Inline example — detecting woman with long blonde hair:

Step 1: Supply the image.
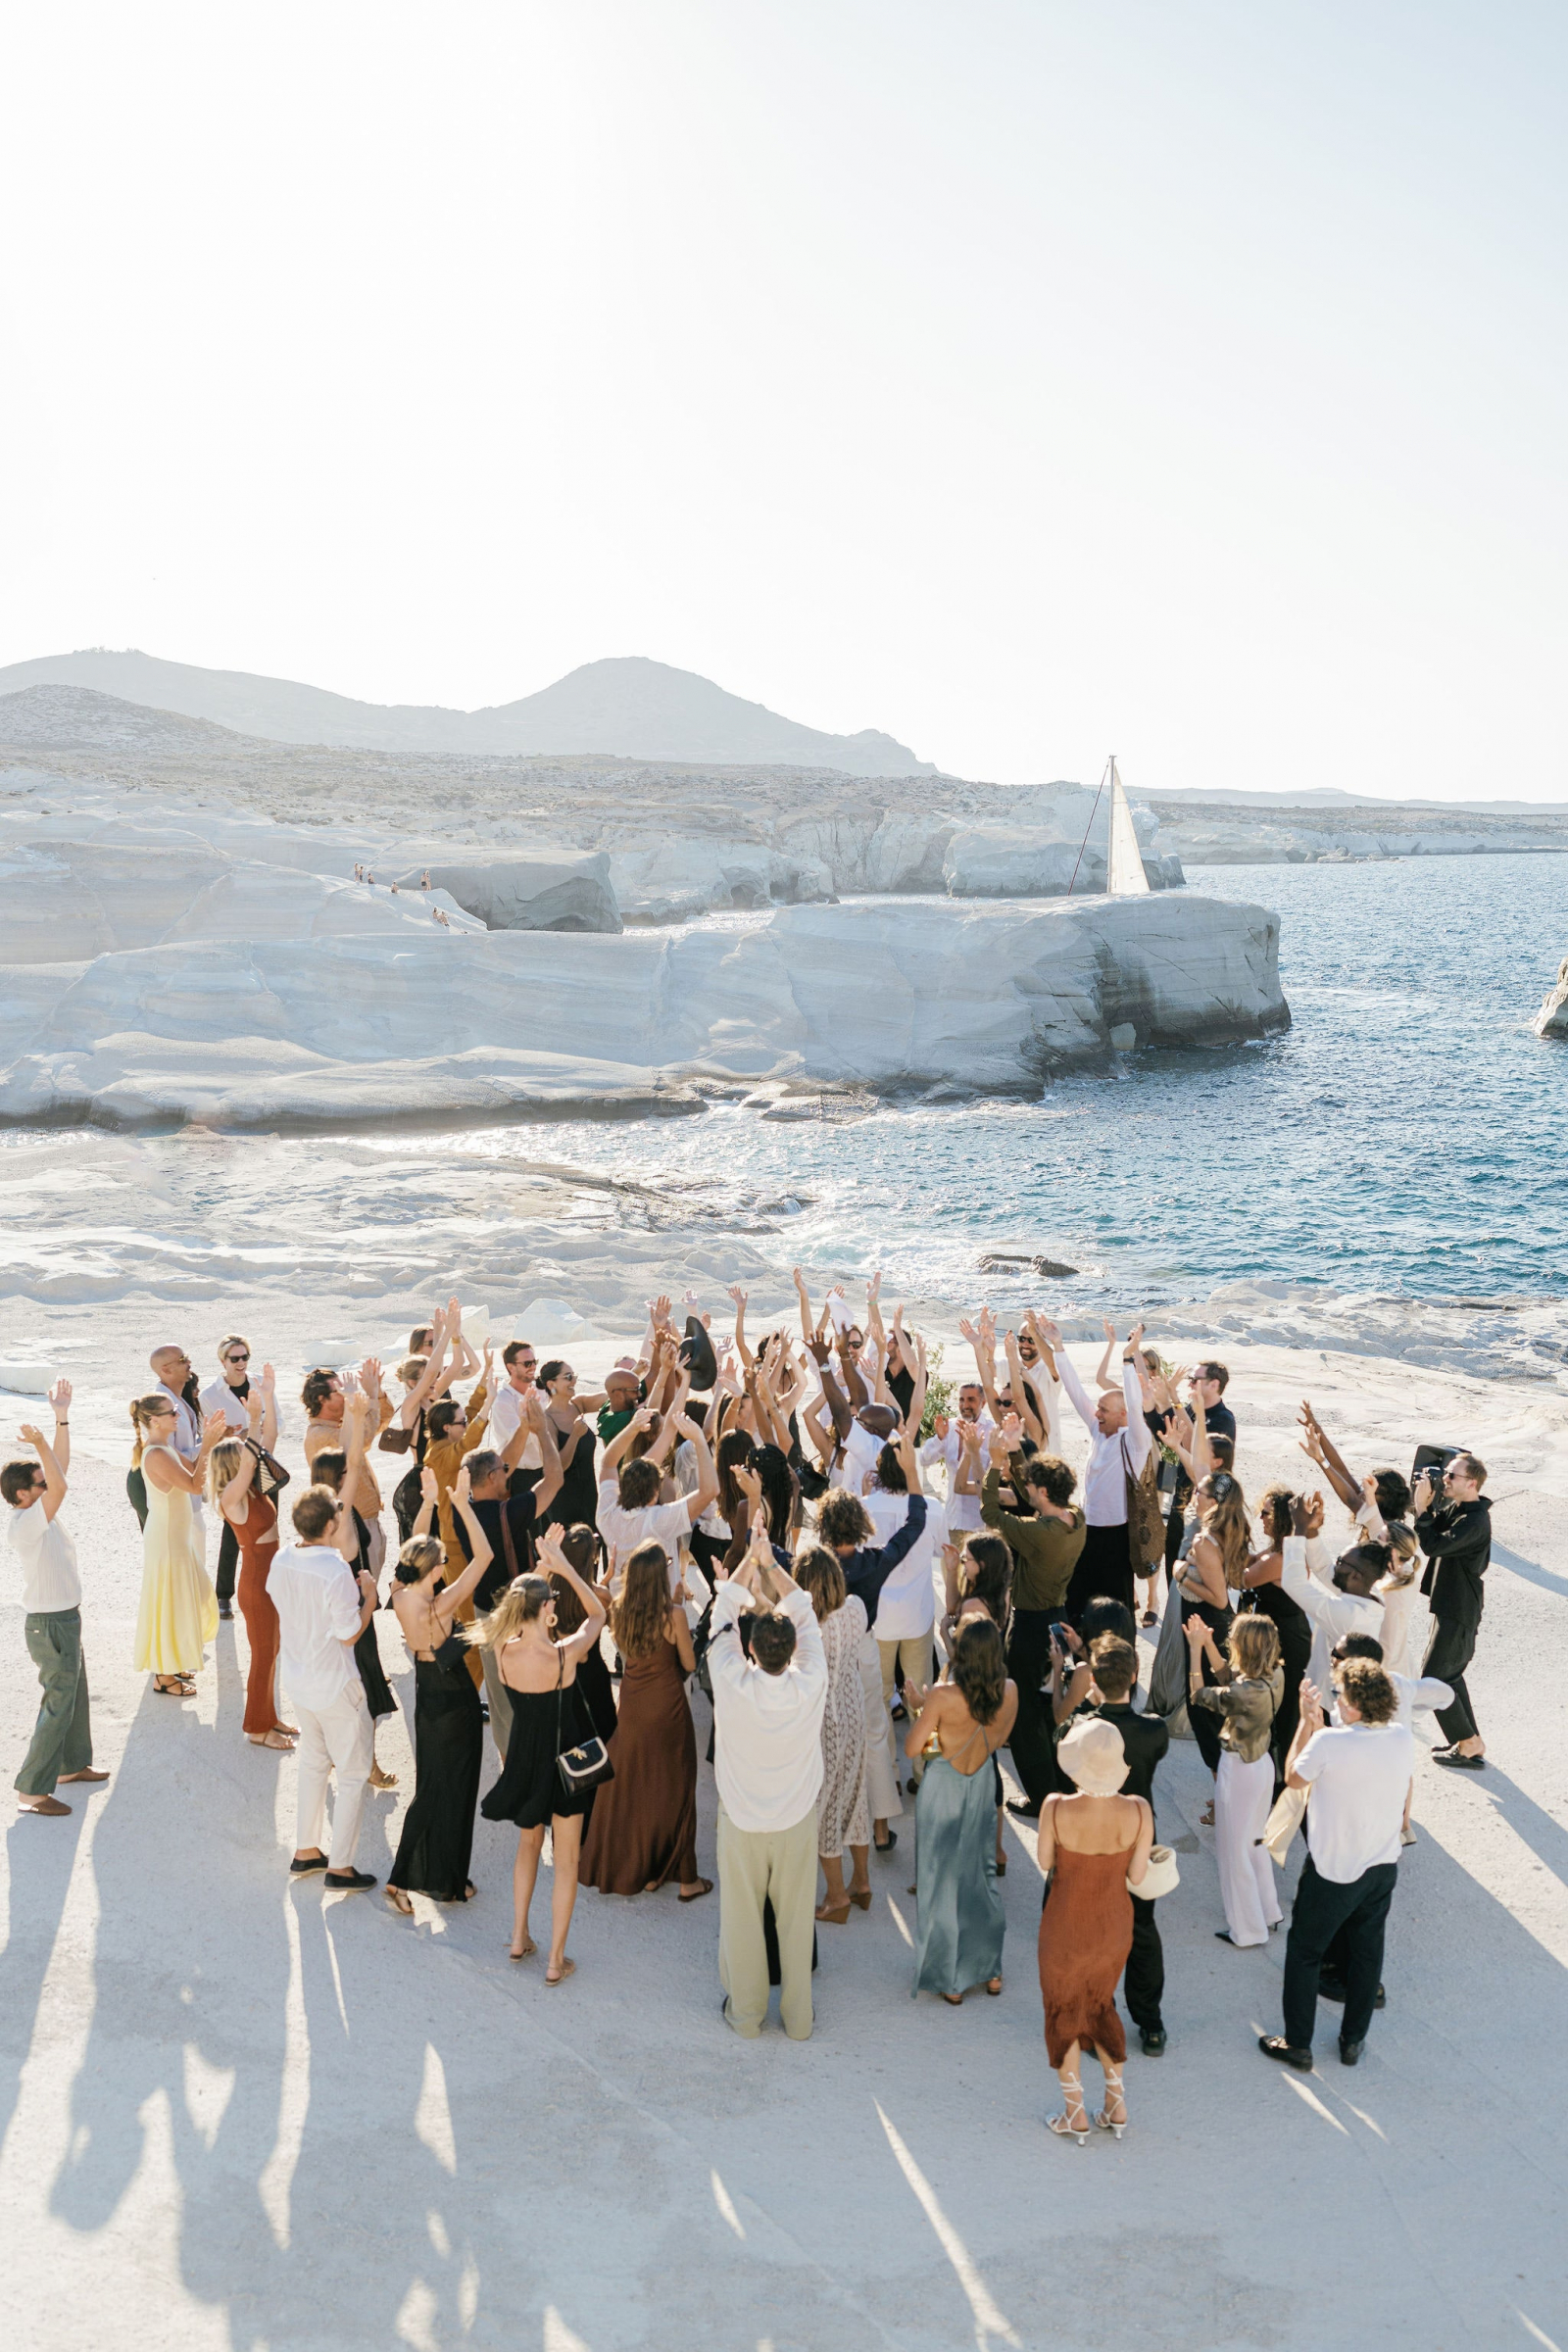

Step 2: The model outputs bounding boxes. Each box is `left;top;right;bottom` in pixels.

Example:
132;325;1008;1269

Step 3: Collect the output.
475;1531;608;1980
208;1418;293;1748
578;1539;709;1903
131;1393;224;1695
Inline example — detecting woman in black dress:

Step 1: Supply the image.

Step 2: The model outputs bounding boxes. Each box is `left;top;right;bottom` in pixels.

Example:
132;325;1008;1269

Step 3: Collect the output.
1236;1487;1313;1788
474;1529;608;1982
536;1362;599;1534
551;1524;617;1744
383;1464;492;1913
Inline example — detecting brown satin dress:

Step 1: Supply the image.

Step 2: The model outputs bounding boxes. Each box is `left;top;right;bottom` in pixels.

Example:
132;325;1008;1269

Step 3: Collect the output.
1038;1838;1137;2067
578;1635;699;1895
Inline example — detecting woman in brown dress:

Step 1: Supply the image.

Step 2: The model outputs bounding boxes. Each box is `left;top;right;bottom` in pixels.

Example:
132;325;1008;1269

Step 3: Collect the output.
578;1539;710;1901
1037;1717;1153;2143
209;1429;291;1748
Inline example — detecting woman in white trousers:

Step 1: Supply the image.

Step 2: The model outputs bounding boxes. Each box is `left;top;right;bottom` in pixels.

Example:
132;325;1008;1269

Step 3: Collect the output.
1187;1614;1284;1948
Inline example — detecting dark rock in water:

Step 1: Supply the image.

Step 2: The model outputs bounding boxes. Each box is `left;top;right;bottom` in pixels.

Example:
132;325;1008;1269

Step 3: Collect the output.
977;1251;1079;1278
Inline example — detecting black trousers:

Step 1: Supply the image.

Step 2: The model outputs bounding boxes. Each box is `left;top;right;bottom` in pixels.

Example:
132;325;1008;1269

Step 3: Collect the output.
1422;1609;1482;1744
215;1517;238;1606
1283;1855;1397;2049
1004;1610;1059;1807
1067;1522;1134;1626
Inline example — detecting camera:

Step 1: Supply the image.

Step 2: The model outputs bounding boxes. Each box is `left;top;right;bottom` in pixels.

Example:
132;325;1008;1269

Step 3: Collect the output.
1411;1444;1458;1494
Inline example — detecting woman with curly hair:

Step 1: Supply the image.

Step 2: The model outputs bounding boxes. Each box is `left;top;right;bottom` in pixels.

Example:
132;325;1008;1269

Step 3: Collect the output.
578;1539;710;1902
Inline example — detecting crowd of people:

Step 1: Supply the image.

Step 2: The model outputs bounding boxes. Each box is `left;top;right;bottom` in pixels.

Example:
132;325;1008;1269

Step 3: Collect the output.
4;1278;1495;2132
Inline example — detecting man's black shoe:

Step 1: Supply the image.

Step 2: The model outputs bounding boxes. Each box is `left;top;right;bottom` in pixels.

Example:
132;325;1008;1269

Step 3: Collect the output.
1340;2038;1364;2066
323;1868;377;1892
289;1852;328;1876
1006;1798;1041;1821
219;1600;233;1619
1140;2027;1167;2056
1258;2035;1313;2072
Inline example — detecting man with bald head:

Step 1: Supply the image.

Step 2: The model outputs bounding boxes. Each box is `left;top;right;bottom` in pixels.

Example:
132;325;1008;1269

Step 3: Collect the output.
149;1345;207;1548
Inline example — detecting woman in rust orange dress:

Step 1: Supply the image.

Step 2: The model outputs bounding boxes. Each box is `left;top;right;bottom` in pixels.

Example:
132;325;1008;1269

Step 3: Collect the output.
209;1429;291;1748
1037;1717;1153;2142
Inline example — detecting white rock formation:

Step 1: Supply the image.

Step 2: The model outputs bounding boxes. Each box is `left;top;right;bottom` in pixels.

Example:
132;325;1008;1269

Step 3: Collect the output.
1534;956;1568;1040
0;893;1286;1127
388;852;619;933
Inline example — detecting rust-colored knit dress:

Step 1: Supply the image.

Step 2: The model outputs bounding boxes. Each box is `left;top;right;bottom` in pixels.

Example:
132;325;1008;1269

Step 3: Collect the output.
1038;1839;1137;2067
233;1491;280;1736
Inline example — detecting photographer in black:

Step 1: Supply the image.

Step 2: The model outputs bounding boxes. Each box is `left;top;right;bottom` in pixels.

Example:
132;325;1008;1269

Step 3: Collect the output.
1414;1451;1491;1768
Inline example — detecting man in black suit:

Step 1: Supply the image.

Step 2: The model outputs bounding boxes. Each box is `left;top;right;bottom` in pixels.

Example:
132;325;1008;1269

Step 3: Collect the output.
1085;1633;1171;2054
1415;1451;1492;1765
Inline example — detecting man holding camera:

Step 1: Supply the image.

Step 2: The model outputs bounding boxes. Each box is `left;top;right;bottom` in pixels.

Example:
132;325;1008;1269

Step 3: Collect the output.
1414;1451;1491;1768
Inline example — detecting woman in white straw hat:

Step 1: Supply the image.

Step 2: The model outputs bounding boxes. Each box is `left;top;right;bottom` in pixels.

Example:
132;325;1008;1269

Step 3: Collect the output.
1037;1716;1153;2143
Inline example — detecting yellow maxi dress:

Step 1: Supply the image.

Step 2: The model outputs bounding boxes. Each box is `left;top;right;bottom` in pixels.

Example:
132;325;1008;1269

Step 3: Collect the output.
133;1444;219;1674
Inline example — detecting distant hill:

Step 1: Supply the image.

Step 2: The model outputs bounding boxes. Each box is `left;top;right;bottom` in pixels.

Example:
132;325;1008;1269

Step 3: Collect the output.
0;650;934;776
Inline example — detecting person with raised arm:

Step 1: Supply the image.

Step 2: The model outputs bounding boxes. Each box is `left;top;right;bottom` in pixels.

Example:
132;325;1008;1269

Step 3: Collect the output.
980;1424;1085;1816
578;1540;710;1904
130;1391;225;1695
598;1404;717;1591
384;1462;493;1912
201;1335;275;1618
267;1478;382;1891
474;1530;608;1980
208;1385;292;1749
5;1382;108;1816
906;1617;1018;2005
310;1382;400;1787
710;1520;829;2039
1038;1317;1153;1624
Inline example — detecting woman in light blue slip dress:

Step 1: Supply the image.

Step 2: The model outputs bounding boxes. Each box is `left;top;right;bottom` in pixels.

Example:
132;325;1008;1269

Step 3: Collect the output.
906;1619;1019;2004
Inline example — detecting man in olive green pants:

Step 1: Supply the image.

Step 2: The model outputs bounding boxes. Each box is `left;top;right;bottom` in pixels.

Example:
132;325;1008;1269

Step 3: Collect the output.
709;1539;827;2040
5;1389;108;1816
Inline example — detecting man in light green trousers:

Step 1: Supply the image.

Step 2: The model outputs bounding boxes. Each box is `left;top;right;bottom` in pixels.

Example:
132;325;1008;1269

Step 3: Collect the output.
5;1385;109;1816
709;1529;827;2040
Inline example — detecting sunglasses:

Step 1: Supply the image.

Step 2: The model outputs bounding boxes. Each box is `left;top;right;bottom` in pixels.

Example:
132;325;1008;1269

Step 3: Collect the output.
226;1350;251;1363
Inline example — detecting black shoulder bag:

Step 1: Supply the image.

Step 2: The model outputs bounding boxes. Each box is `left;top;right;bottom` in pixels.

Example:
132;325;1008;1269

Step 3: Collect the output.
556;1648;613;1798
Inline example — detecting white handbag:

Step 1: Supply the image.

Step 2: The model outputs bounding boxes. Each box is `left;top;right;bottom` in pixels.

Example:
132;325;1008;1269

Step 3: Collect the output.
1129;1844;1180;1899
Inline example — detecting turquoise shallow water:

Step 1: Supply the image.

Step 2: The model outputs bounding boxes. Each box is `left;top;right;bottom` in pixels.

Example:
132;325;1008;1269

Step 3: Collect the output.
501;854;1568;1318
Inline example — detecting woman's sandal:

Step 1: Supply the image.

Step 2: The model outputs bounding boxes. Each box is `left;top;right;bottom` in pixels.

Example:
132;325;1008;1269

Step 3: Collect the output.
678;1879;713;1903
273;1722;299;1738
985;1976;1003;1996
848;1886;872;1911
1096;2067;1128;2139
874;1830;898;1853
1049;2073;1090;2144
995;1854;1007;1877
154;1678;191;1696
943;1990;964;2006
815;1898;853;1925
509;1937;537;1962
248;1729;295;1750
385;1887;415;1916
544;1958;575;1986
1141;1610;1157;1628
1200;1802;1215;1828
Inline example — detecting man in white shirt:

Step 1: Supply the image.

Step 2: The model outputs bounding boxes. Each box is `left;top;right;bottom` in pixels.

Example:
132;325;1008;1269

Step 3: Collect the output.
1280;1494;1386;1694
597;1411;718;1593
267;1484;380;1889
1040;1318;1152;1621
4;1382;109;1816
489;1340;541;1490
709;1531;828;2040
864;1476;946;1787
1259;1656;1414;2071
918;1384;992;1534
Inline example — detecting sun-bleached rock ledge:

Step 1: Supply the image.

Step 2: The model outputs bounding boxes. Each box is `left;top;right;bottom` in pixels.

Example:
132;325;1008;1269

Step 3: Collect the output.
0;893;1286;1128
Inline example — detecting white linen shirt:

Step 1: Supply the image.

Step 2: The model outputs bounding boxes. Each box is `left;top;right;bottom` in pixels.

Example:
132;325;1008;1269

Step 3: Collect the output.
597;1481;694;1592
266;1542;363;1714
199;1377;252;1432
157;1381;203;1460
863;1490;945;1641
1056;1353;1152;1527
919;1419;992;1534
1294;1720;1415;1882
1282;1536;1386;1695
8;1496;81;1612
489;1382;543;1470
709;1584;827;1834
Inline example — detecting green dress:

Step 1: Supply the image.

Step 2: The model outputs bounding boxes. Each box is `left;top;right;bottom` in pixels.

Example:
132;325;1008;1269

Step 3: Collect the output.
911;1724;1004;1999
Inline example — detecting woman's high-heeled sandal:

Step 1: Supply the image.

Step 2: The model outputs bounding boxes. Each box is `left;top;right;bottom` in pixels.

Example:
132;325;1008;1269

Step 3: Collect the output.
1049;2075;1089;2144
1096;2067;1128;2139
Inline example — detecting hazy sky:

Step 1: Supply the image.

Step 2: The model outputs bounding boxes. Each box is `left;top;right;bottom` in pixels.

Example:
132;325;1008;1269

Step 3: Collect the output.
3;2;1564;796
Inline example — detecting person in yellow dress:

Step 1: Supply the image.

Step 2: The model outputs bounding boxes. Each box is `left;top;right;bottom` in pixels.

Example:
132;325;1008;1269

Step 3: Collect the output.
129;1394;224;1694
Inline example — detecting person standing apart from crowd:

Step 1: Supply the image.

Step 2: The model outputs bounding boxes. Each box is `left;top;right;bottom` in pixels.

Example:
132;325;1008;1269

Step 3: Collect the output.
1040;1319;1152;1624
1187;1613;1283;1948
209;1405;293;1748
131;1393;223;1695
906;1617;1018;2004
709;1524;828;2040
5;1384;108;1816
1414;1452;1491;1768
474;1534;609;1980
1037;1718;1154;2142
1260;1656;1413;2069
267;1484;381;1892
200;1337;275;1619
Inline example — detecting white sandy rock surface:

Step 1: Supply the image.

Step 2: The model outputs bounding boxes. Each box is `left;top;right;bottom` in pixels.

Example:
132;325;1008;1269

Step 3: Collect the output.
1;1294;1565;2351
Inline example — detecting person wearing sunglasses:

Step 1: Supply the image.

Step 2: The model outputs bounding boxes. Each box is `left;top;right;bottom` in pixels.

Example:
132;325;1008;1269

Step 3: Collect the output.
201;1337;277;1618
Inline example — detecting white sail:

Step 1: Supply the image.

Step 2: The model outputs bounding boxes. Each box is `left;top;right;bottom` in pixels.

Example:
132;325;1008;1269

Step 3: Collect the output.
1105;759;1151;896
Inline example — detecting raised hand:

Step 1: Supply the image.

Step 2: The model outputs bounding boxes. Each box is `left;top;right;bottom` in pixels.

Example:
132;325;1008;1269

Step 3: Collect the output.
261;1360;276;1392
727;1284;748;1309
200;1412;228;1447
47;1377;72;1415
247;1391;266;1430
419;1465;439;1504
18;1423;45;1448
792;1264;808;1295
1102;1316;1116;1342
453;1462;472;1507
